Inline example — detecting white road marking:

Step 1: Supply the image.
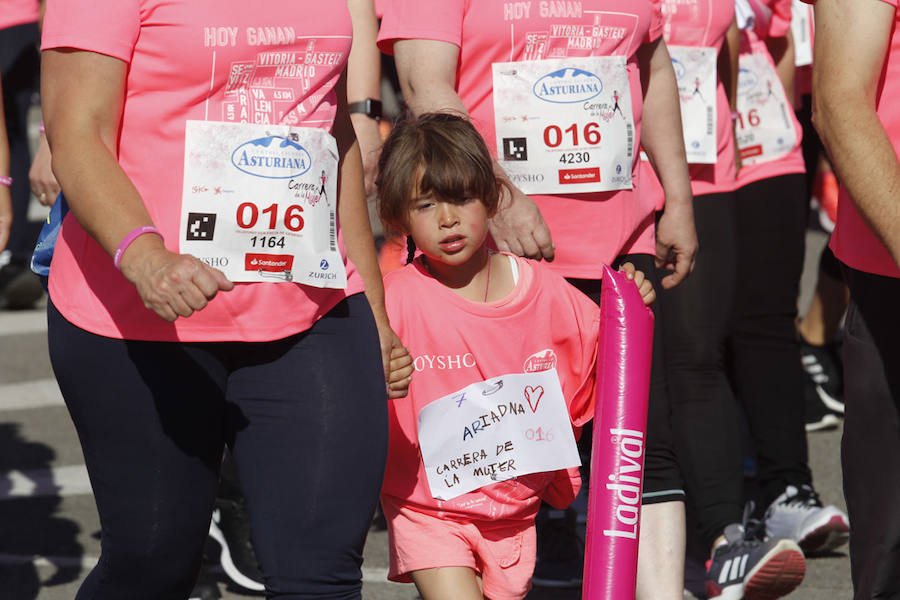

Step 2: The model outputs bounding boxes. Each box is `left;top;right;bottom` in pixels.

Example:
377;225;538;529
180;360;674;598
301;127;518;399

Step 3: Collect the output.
0;465;91;500
0;378;64;412
0;309;46;336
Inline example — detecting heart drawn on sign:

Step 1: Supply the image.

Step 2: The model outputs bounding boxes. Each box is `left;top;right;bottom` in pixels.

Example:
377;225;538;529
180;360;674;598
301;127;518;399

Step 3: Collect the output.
524;385;545;413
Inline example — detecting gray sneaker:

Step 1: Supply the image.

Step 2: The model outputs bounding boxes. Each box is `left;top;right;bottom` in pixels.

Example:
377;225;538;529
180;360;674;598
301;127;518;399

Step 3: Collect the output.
706;520;805;600
764;485;849;555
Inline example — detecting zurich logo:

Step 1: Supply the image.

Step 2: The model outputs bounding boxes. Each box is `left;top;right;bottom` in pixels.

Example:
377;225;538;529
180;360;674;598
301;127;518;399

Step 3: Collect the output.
533;68;603;104
738;68;758;95
671;57;686;80
231;135;311;179
320;259;330;270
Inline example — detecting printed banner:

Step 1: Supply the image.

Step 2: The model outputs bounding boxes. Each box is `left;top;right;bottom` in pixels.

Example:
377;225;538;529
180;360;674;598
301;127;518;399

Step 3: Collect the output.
668;45;717;165
181;120;346;287
493;56;634;195
418;369;580;501
735;53;797;166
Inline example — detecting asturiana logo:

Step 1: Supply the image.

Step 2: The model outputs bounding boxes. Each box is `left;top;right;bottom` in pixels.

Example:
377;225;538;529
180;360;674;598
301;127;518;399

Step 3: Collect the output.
232;135;311;179
602;428;644;540
738;68;758;95
533;67;603;104
670;57;686;80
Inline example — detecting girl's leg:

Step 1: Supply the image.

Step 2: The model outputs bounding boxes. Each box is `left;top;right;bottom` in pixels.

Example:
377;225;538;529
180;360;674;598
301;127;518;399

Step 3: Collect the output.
615;253;687;600
226;294;388;599
411;567;484;600
48;302;227;600
636;501;686;600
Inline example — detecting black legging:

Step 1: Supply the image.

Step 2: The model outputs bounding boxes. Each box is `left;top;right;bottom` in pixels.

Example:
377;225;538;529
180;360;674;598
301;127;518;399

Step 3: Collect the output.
659;191;742;549
661;175;811;548
732;174;811;506
49;294;388;599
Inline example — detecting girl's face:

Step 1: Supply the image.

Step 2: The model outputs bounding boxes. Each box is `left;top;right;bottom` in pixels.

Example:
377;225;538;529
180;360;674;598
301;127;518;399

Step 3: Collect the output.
406;192;490;270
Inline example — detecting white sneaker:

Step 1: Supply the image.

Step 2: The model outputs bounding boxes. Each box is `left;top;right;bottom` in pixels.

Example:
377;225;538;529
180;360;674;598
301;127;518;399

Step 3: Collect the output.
764;485;849;555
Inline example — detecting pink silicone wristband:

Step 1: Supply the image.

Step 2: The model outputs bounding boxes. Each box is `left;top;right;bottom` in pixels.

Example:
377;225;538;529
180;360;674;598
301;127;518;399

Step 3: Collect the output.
0;175;12;187
113;226;162;271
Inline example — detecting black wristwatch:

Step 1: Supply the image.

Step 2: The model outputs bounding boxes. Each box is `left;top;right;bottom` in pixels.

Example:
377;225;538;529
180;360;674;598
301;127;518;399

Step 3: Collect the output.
347;98;383;120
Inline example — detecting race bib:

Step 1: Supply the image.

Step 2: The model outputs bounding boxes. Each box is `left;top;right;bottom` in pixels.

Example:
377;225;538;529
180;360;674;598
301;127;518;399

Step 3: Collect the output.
493;56;635;195
669;45;717;165
791;0;814;67
417;369;580;501
735;53;797;166
181;121;346;287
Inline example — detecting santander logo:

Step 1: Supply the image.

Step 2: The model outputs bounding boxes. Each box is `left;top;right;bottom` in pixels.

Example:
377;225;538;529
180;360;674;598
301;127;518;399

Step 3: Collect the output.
602;428;644;540
523;349;558;373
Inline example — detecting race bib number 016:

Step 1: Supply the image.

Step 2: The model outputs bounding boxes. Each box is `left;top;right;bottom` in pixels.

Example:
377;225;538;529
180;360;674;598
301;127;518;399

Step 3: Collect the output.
735;53;797;166
493;56;634;195
417;369;580;501
668;45;717;165
180;120;347;287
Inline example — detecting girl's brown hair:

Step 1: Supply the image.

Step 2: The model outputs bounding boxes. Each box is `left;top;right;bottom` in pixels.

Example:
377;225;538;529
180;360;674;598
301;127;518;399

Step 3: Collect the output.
376;112;505;237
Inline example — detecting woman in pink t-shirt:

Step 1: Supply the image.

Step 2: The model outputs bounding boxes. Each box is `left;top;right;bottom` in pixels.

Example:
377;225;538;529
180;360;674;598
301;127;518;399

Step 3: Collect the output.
377;113;654;600
378;1;694;595
40;1;398;598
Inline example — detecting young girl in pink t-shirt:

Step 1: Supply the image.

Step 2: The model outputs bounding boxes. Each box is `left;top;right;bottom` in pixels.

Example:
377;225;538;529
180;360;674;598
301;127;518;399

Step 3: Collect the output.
377;113;655;600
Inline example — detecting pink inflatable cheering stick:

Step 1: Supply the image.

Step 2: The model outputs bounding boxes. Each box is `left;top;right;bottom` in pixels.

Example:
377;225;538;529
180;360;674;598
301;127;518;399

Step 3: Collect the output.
582;264;655;599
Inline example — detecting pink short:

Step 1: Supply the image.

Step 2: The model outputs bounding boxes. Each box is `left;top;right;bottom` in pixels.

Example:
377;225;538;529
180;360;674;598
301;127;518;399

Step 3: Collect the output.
382;497;537;600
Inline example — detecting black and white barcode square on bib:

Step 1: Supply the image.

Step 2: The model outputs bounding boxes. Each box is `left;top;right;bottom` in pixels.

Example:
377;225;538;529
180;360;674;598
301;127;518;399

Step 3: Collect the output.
186;213;217;241
502;137;528;161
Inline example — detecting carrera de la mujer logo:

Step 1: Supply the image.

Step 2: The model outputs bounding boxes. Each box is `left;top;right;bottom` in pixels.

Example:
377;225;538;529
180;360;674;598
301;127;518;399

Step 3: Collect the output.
533;67;603;104
231;135;312;179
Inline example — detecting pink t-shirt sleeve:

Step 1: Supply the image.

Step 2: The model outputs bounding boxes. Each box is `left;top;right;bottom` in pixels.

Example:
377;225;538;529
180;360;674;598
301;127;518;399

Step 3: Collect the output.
42;0;140;63
377;0;464;53
767;0;793;37
646;0;665;43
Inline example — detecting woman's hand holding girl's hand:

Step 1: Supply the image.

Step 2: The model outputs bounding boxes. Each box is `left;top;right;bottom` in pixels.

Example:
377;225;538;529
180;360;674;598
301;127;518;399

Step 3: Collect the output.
388;345;414;399
373;314;413;399
119;234;234;322
619;262;657;306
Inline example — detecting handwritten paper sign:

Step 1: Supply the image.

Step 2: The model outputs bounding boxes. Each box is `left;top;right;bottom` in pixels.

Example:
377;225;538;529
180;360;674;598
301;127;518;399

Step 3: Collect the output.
417;369;581;501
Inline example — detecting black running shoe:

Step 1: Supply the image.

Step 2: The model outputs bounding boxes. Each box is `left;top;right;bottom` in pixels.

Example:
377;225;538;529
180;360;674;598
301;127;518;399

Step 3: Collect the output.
706;515;805;599
804;378;841;432
532;506;583;588
208;498;265;592
800;338;844;415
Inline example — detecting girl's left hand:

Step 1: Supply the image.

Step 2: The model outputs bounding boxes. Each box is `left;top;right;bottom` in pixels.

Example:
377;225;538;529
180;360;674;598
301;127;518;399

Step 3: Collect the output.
374;316;413;399
619;262;656;306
